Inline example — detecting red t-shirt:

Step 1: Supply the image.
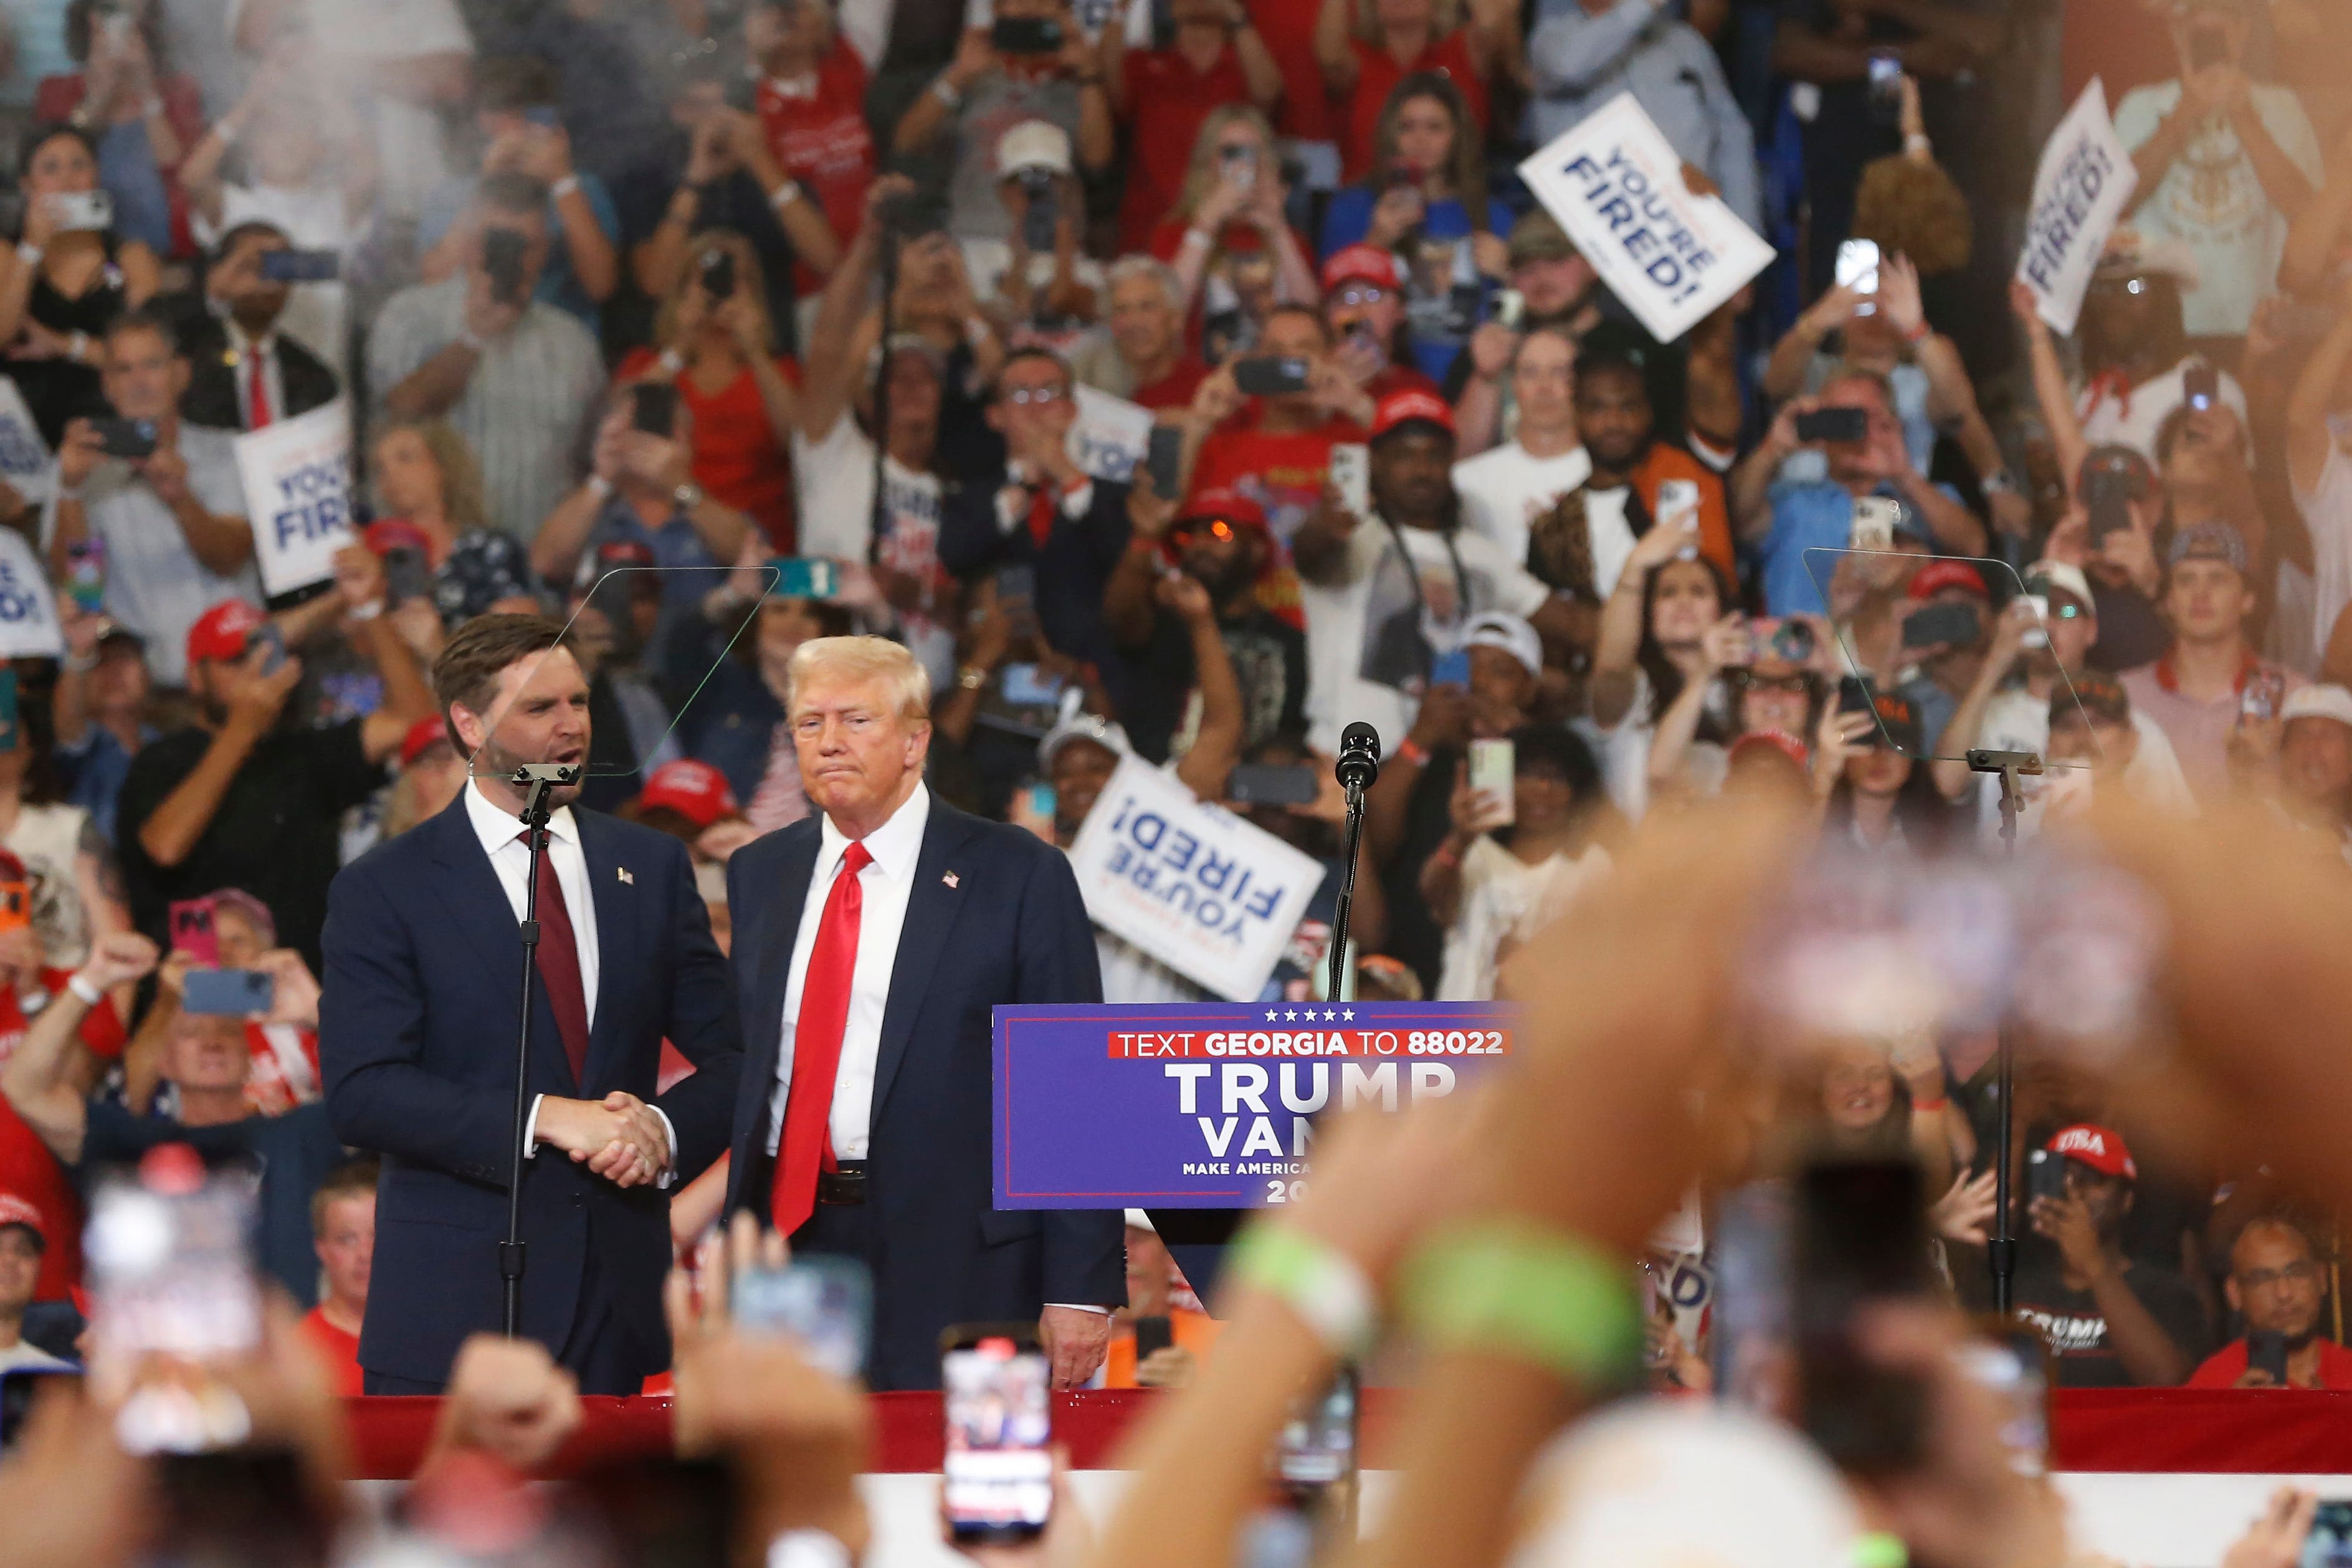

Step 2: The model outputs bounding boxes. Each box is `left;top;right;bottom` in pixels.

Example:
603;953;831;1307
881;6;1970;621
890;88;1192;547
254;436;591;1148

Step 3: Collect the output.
615;348;804;550
1342;32;1487;180
2187;1337;2352;1390
300;1308;365;1397
1135;356;1211;412
1118;45;1254;252
755;45;877;297
1250;0;1337;143
1364;361;1443;401
1189;412;1364;628
0;972;126;1301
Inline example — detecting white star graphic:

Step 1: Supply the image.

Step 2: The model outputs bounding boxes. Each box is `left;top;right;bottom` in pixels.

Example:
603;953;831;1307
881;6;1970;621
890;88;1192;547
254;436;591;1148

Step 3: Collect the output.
1341;1009;1356;1020
1324;1009;1338;1020
1285;1009;1298;1021
1265;1009;1279;1021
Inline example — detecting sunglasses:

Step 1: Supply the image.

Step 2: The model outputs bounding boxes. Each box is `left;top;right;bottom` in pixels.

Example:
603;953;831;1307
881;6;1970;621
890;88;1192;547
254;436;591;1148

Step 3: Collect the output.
1170;518;1240;545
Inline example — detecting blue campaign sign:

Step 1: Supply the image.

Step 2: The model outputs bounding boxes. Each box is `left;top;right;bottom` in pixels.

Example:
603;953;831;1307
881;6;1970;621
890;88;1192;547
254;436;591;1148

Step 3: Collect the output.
993;1000;1517;1210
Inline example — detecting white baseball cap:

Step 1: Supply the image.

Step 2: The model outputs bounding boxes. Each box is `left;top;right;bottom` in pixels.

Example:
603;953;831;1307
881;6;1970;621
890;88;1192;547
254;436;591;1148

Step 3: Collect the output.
1461;612;1543;678
2024;561;2093;611
997;120;1073;178
2283;683;2352;731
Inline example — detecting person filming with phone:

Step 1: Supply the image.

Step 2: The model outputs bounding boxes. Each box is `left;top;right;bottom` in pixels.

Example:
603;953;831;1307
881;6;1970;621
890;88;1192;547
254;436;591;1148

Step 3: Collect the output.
2186;1216;2352;1389
171;221;341;432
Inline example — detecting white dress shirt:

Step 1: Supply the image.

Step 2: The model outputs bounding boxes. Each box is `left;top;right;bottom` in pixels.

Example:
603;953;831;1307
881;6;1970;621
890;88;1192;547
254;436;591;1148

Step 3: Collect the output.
223;318;286;429
465;781;673;1177
766;783;932;1161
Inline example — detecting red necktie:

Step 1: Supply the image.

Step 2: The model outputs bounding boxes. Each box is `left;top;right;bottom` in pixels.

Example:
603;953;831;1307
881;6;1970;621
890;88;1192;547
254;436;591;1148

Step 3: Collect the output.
770;840;872;1237
518;830;590;1086
1026;483;1056;549
245;348;272;430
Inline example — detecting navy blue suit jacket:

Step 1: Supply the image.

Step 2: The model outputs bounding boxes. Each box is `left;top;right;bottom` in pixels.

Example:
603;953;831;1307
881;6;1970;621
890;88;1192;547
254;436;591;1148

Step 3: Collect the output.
721;794;1123;1389
318;794;741;1386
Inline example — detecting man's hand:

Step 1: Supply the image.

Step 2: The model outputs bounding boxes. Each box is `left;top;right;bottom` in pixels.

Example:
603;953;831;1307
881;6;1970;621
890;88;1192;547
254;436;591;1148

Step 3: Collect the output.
427;1334;583;1474
226;641;304;736
1365;183;1425;249
134;440;192;510
1804;285;1861;339
1878;252;1926;341
1409;678;1474;752
76;930;158;996
1186;364;1242;429
54;419;104;491
1155;571;1214;626
1126;467;1178;542
1466;321;1518;382
2028;1194;2108;1280
254;949;321;1028
619;429;691;494
1699;610;1752;673
331;541;386;613
517;123;576;184
535;1092;670;1187
1038;1304;1110;1388
1133;1345;1197;1389
945;27;997;89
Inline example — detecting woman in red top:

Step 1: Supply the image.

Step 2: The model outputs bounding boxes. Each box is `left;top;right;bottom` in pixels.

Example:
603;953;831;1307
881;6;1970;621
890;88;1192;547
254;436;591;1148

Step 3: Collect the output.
1312;0;1518;179
1101;0;1282;254
1149;107;1321;359
616;229;803;551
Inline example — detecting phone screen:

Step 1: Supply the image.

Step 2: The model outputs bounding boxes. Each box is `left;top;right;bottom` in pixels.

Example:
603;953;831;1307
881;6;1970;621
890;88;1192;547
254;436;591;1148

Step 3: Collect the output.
730;1257;872;1380
2304;1501;2352;1568
942;1331;1053;1540
1467;738;1515;825
1959;1327;2050;1478
1277;1367;1358;1490
169;898;220;967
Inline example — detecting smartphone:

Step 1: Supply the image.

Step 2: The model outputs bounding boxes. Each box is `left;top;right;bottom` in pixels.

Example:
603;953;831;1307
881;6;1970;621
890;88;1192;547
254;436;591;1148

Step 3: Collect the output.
250;620;288;676
1133;1314;1174;1361
731;1256;873;1380
1217;143;1257;192
1467;736;1515;826
772;558;839;599
1492;287;1525;331
90;417;157;459
1835;238;1882;310
1850;494;1900;551
697;245;737;300
1328;442;1371;516
996;562;1037;606
1759;614;1817;665
381;543;430;607
1018;169;1059;253
1025;782;1057;822
64;538;105;614
1656;477;1702;539
2306;1501;2352;1568
1428;647;1471;687
2248;1328;2290;1387
48;189;112;233
1226;763;1321;807
2087;490;2135;546
0;853;27;935
255;248;339;283
169;898;221;966
1276;1366;1358;1494
482;226;530;305
2019;592;2052;652
1796;407;1869;445
941;1324;1054;1543
1837;673;1878;718
2026;1147;2067;1207
999;662;1064;708
2242;667;2286;724
1867;52;1903;125
0;668;19;757
1902;600;1982;651
2184;359;2220;413
0;1369;82;1452
1232;356;1312;397
1793;1156;1933;1476
632;380;680;436
1961;1322;2051;1478
1145;424;1185;501
990;14;1063;51
181;969;274;1017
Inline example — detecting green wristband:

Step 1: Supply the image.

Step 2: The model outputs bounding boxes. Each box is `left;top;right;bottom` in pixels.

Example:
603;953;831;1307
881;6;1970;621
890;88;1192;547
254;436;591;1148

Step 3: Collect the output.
1226;1222;1378;1356
1398;1220;1641;1387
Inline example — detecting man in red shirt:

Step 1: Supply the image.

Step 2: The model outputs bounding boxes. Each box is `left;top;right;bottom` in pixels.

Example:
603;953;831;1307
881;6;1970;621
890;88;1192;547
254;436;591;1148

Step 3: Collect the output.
1074;257;1211;411
1100;0;1282;252
298;1157;379;1398
2188;1215;2352;1390
1322;244;1443;403
747;0;877;303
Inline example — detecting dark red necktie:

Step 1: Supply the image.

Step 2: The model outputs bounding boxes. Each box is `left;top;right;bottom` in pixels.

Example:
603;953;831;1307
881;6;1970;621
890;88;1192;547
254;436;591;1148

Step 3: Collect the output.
770;840;872;1237
245;348;272;430
519;830;590;1086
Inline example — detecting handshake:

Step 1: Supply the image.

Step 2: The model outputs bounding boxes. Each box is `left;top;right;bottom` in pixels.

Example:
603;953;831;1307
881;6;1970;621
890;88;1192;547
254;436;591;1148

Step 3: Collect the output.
534;1091;672;1187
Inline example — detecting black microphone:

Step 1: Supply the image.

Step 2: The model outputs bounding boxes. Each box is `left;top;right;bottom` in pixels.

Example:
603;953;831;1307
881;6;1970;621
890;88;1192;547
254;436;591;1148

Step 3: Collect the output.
1335;722;1381;791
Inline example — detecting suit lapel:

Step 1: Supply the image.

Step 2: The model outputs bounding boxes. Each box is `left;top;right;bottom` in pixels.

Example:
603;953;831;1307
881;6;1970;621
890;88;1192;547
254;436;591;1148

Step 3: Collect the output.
733;825;822;1156
869;805;978;1128
423;794;576;1091
574;812;632;1095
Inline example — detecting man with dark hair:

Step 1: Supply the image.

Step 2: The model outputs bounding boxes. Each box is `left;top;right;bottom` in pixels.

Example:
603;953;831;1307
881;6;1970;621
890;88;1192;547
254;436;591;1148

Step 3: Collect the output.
0;1194;69;1372
2014;1122;2206;1387
174;222;341;432
2188;1215;2352;1389
45;309;259;687
320;613;741;1395
2121;520;2303;799
369;172;606;539
116;551;435;972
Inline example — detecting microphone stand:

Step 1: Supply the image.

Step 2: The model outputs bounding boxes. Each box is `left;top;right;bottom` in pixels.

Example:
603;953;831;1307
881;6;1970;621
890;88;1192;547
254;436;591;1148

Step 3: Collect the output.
500;762;580;1338
868;219;902;572
1326;733;1380;1004
1967;747;2042;1316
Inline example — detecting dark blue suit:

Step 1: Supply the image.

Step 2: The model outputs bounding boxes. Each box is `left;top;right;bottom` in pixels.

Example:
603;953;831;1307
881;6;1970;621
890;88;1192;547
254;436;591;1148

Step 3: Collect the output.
318;794;741;1392
721;794;1123;1390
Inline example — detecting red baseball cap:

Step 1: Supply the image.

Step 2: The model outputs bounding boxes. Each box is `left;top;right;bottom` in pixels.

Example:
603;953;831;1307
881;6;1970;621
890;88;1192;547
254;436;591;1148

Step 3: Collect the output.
1907;560;1991;601
0;1190;45;1245
186;599;266;669
2047;1123;2136;1181
399;715;450;770
1371;389;1455;442
364;518;431;557
1321;244;1399;294
636;759;740;829
1728;728;1809;771
1175;487;1268;532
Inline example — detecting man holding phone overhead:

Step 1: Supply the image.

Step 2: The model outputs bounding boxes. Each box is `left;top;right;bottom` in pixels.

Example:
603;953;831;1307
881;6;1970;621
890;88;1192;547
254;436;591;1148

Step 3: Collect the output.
173;222;342;433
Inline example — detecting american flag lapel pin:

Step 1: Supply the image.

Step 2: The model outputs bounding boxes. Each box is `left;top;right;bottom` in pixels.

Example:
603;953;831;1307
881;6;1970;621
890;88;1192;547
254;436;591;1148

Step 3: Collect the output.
617;866;634;885
943;871;960;889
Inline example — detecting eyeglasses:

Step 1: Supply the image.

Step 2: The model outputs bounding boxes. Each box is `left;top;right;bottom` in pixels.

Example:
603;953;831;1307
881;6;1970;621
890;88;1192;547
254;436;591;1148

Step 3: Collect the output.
1334;285;1388;307
1001;384;1068;406
2240;1262;2323;1291
1733;671;1813;695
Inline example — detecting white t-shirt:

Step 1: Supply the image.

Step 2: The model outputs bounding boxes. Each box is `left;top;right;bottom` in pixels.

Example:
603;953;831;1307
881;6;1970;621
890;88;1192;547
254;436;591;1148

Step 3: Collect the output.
2077;357;2248;467
2295;442;2352;657
1452;442;1591;569
1579;486;1639;600
1435;836;1612;1000
0;1339;72;1374
2112;81;2323;337
1300;516;1552;754
1970;684;2196;839
793;413;955;692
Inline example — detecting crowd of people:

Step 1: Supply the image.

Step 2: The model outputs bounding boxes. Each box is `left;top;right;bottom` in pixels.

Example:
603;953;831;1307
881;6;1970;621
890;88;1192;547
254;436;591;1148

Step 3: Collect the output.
0;0;2342;1524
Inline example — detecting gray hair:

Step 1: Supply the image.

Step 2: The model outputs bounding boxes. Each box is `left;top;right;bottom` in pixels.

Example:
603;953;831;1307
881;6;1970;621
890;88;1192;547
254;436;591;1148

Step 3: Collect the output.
1106;254;1183;310
785;635;932;723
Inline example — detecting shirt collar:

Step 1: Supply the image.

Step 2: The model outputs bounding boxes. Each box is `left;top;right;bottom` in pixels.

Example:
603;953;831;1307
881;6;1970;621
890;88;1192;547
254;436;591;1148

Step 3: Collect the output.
765;70;819;98
817;781;930;881
223;318;273;356
467;777;582;855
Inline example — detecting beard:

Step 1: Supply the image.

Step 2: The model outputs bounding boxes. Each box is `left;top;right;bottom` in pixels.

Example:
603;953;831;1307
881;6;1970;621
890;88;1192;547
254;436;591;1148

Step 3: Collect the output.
472;733;586;808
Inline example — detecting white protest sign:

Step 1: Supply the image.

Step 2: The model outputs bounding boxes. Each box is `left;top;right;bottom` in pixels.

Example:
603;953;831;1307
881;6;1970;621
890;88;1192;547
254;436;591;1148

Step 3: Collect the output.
1067;384;1153;485
0;379;50;501
234;398;356;597
1068;754;1328;1002
1518;94;1774;344
2016;78;2139;336
0;528;64;658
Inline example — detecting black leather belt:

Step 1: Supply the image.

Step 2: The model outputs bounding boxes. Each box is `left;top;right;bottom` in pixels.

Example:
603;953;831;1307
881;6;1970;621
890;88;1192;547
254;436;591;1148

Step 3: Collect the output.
816;1161;868;1207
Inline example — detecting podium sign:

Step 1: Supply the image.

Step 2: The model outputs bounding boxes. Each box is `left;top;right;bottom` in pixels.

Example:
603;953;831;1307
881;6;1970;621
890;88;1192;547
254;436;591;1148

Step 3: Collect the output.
993;1000;1515;1210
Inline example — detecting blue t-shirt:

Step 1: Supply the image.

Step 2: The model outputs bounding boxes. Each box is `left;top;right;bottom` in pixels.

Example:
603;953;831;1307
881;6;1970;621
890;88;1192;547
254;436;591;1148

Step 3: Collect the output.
419;173;621;328
1757;481;1966;616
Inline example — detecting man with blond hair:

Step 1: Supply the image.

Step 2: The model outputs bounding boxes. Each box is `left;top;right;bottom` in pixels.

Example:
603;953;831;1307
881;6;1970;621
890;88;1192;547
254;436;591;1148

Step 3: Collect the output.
721;635;1119;1390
